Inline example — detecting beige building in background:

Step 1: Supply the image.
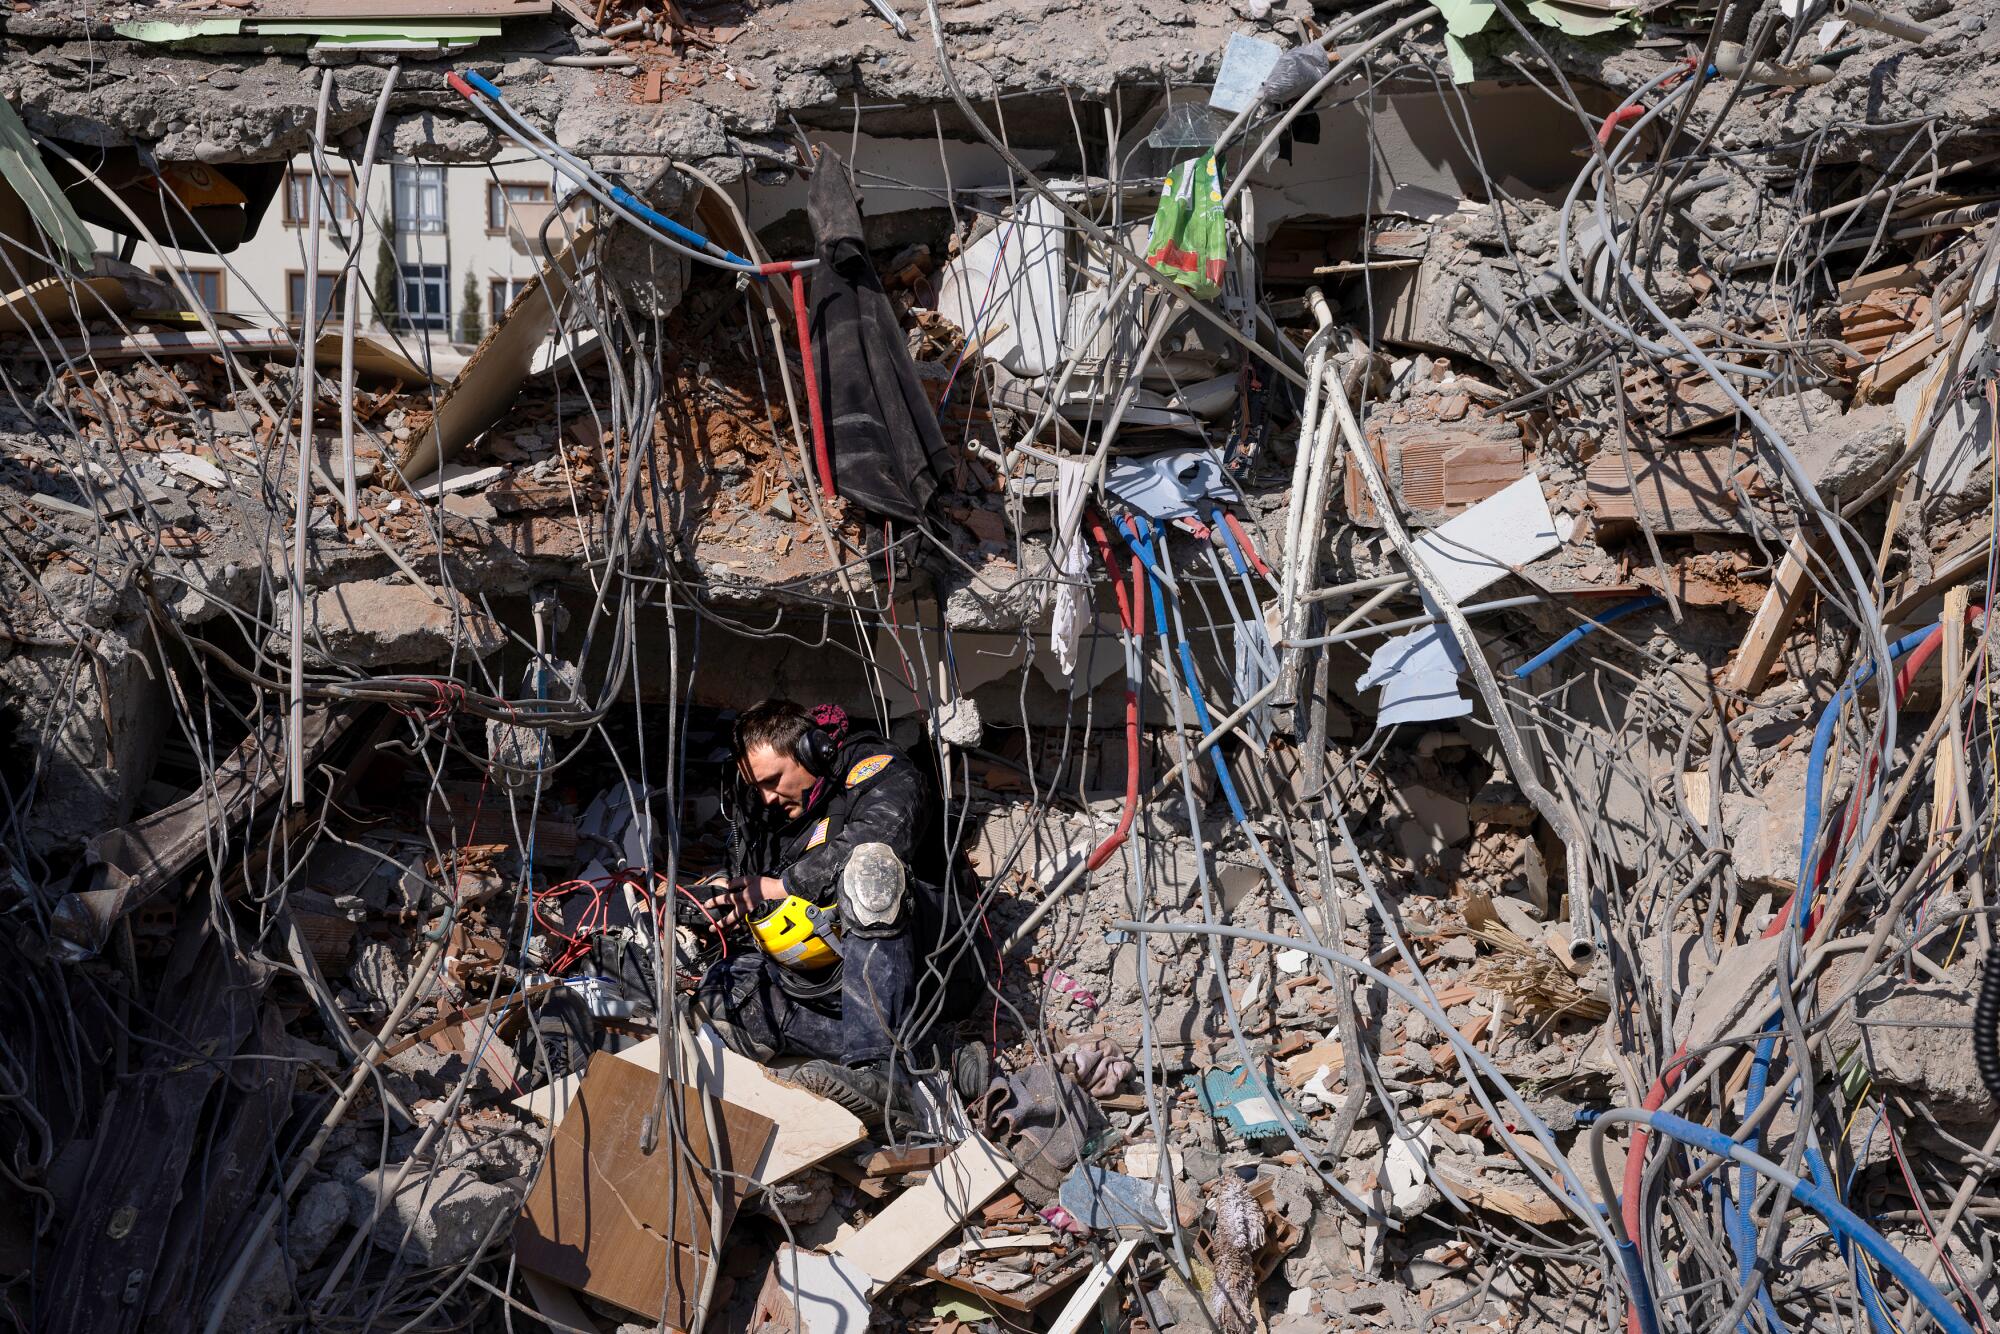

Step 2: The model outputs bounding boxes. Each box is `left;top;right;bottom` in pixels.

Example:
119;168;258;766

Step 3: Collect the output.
91;151;562;354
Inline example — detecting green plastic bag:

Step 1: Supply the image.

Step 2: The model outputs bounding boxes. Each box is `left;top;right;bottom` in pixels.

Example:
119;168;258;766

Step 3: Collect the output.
1145;150;1227;300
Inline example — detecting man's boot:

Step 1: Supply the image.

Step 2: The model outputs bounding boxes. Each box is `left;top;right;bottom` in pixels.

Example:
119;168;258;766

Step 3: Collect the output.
785;1058;907;1130
952;1039;991;1100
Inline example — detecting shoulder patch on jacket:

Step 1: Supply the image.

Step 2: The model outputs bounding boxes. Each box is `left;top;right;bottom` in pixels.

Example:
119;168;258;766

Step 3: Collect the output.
806;816;831;849
845;753;894;787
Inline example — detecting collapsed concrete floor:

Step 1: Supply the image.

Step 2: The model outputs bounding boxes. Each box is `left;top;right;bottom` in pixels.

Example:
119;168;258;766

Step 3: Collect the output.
4;0;2000;1331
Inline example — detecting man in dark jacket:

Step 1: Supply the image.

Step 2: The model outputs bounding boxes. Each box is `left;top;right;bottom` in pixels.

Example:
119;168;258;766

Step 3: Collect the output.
694;699;983;1124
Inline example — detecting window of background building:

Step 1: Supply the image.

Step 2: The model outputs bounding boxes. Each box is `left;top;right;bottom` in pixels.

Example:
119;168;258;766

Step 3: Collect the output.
392;165;446;234
487;181;551;233
399;262;449;329
152;267;225;312
286;271;347;324
284;170;357;228
488;276;532;318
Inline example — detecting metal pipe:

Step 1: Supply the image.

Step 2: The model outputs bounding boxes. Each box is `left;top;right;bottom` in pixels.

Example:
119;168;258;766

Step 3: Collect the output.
1714;40;1836;85
1831;0;1933;43
290;70;331;808
1283;594;1543;648
339;62;400;526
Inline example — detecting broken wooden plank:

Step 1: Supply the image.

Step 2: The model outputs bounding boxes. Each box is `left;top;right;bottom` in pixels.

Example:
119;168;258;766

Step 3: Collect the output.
1723;530;1821;696
829;1131;1016;1293
858;1143;954;1177
399;223;594;479
38;327;432;383
1044;1237;1140;1334
0;271;165;335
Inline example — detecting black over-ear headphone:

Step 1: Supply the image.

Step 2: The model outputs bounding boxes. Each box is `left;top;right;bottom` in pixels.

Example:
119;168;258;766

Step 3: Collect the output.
794;723;837;778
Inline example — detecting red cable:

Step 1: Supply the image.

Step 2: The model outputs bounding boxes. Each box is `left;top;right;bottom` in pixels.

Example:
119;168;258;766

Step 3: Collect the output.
1624;599;1968;1330
790;269;834;498
1620;1044;1693;1334
1083;510;1145;873
1597;104;1644;146
1222;511;1273;579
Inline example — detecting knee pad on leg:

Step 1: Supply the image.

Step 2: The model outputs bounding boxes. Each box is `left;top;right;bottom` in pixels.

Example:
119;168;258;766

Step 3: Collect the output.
840;842;906;939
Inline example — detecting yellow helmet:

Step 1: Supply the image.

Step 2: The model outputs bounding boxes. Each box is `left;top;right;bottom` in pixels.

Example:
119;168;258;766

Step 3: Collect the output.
748;895;844;971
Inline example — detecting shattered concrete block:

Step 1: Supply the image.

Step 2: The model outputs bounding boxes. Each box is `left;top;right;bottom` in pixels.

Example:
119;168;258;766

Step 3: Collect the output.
350;1164;521;1269
936;695;983;748
1854;964;1999;1123
216;1238;292;1334
277;580;506;669
347;939;416;1014
1767;388;1900;501
288;1177;352;1271
1718;753;1808;892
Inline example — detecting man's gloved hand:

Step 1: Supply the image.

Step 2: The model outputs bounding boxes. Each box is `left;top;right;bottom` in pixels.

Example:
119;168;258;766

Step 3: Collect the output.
705;874;789;929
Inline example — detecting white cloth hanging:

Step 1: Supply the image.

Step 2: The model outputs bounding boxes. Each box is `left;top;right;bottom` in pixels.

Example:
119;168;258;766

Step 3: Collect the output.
1049;457;1092;681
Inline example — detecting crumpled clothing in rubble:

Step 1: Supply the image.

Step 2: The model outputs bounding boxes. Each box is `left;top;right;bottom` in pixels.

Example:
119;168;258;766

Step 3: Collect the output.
973;1063;1107;1207
807;146;954;525
1145;149;1228;300
1056;1034;1133;1099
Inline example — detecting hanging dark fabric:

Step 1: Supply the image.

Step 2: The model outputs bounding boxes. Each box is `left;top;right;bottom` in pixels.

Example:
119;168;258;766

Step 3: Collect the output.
805;148;952;526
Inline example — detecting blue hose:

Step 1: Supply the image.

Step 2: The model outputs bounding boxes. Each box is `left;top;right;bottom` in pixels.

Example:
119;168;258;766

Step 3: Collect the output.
1649;1113;1976;1334
1120;518;1255;829
459;70;754;269
1512;595;1662;679
1733;621;1941;1334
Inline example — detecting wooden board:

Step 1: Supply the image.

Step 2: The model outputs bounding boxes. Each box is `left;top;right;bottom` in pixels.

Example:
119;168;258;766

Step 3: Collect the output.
1723;530;1820;696
178;0;550;16
923;1245;1092;1314
1045;1237;1140;1334
0;273;158;334
400;223;594;478
513;1051;775;1327
511;1029;867;1187
829;1131;1016;1293
38;327;432;383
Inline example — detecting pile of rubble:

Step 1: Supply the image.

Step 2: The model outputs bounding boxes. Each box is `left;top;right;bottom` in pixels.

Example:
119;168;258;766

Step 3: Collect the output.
2;0;2000;1331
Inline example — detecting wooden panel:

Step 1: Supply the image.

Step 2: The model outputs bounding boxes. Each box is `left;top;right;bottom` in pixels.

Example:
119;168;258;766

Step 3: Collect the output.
185;0;550;16
514;1052;775;1327
511;1030;867;1186
829;1132;1015;1293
